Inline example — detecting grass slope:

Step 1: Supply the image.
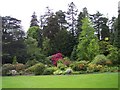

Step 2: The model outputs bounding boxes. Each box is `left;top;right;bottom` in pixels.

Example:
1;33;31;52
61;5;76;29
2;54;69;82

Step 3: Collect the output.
2;73;118;88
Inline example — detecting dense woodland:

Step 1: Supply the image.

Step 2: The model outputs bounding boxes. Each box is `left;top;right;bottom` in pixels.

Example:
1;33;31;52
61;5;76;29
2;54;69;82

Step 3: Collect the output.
1;2;120;75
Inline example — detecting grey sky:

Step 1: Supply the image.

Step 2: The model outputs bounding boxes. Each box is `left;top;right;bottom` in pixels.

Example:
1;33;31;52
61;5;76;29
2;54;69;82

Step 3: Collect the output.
0;0;119;32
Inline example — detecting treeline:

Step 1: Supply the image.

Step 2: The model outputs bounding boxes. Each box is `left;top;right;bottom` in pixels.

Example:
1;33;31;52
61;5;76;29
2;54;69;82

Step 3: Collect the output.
2;2;120;65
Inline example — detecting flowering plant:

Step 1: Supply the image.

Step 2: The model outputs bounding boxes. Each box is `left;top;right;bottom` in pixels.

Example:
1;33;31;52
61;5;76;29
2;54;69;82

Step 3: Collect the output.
51;53;63;66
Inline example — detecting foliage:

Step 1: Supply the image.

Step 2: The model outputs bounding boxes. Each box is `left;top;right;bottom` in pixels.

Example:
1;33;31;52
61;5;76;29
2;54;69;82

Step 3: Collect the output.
99;41;110;56
91;54;108;65
27;26;42;48
26;59;39;67
70;61;88;71
42;37;51;56
53;69;63;75
77;17;99;61
25;37;47;64
67;2;78;35
34;63;45;75
114;14;120;48
12;56;18;64
51;53;63;66
43;67;57;75
63;57;71;67
64;67;73;74
2;64;15;76
14;63;25;72
57;63;67;71
2;16;26;64
30;12;39;27
107;45;119;64
87;64;103;72
70;45;77;61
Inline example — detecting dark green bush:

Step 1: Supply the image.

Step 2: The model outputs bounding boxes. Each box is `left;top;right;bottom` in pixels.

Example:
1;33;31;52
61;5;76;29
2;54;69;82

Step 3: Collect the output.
34;63;45;75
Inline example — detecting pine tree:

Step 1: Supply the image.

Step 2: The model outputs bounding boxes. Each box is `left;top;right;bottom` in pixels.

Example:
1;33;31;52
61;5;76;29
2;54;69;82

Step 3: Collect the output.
67;2;78;36
30;12;39;27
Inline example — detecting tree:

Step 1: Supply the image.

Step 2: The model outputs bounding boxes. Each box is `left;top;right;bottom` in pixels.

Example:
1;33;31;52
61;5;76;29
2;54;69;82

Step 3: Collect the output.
42;37;51;56
109;17;117;44
55;10;67;30
2;16;26;64
25;37;46;63
66;2;78;36
40;7;53;29
77;17;99;61
90;11;110;40
54;29;75;57
27;26;42;48
114;13;120;48
30;12;39;27
76;7;88;38
43;14;60;40
100;17;110;40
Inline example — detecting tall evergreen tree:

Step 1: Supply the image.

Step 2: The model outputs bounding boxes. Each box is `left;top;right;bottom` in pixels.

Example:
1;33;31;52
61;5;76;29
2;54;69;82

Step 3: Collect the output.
66;2;78;36
77;17;99;61
28;12;43;48
76;7;88;38
55;10;67;30
30;12;39;27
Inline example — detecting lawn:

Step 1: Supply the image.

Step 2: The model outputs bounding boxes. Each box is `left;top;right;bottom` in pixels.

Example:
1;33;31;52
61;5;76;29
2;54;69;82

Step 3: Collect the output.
2;73;118;88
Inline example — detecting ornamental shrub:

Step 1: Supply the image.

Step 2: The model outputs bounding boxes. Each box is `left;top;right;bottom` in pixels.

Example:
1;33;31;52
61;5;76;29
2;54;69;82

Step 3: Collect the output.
2;64;15;76
53;69;63;75
63;57;71;67
43;67;57;75
34;63;45;75
51;53;63;66
70;61;88;71
91;54;108;65
15;63;25;72
26;59;39;67
57;63;67;70
106;45;119;65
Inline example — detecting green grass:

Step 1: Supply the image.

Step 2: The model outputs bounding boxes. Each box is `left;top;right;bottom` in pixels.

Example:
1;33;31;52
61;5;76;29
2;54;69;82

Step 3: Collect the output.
2;73;118;88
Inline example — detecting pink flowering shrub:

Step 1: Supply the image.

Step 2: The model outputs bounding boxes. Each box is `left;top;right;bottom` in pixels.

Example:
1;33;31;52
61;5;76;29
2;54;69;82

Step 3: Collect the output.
51;53;63;66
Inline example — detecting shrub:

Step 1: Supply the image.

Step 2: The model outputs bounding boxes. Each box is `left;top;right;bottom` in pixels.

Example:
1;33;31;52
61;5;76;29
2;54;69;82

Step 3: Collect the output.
107;45;119;65
63;57;71;67
26;59;39;67
15;63;25;72
2;64;15;76
91;54;108;65
43;67;57;75
70;61;88;71
12;56;18;64
53;69;63;75
57;63;67;70
64;67;73;74
34;63;45;75
87;64;103;72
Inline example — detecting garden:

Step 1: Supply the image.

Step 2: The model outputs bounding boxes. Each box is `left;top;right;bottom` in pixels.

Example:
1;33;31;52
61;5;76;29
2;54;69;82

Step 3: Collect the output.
1;1;120;89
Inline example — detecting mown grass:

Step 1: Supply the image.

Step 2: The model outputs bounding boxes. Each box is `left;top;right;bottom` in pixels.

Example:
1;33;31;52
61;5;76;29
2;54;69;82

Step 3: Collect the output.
2;73;118;88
